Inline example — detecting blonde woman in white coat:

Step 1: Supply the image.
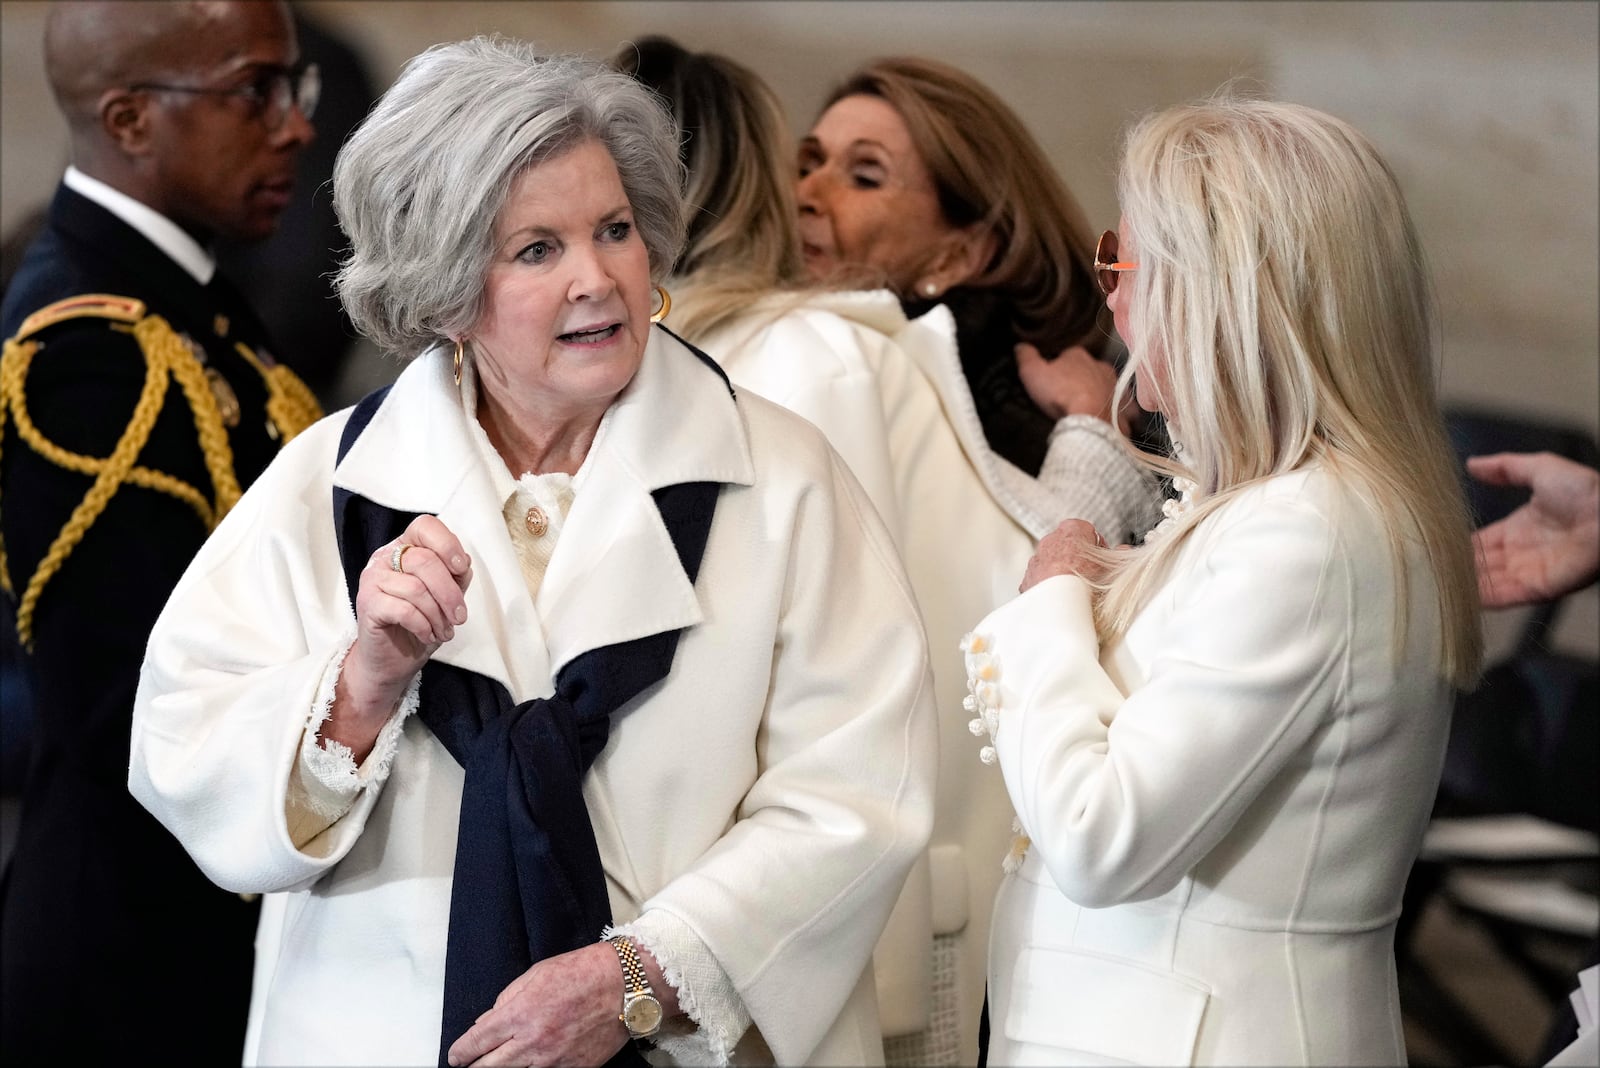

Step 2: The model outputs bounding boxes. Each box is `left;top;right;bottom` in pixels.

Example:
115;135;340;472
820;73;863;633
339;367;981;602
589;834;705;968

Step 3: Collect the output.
613;39;1158;1067
966;98;1485;1065
128;40;937;1068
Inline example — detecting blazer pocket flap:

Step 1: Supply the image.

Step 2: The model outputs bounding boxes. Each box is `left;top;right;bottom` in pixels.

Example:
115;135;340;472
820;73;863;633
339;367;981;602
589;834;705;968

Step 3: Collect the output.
1005;946;1210;1065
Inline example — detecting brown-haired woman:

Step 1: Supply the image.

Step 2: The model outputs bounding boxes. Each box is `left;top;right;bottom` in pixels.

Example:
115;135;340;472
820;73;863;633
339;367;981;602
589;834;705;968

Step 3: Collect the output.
800;57;1155;487
797;56;1161;1064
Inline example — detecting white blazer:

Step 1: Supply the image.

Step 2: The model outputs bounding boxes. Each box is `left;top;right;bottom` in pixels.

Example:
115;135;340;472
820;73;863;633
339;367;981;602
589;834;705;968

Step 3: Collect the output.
968;467;1453;1066
697;290;1158;1052
128;331;937;1067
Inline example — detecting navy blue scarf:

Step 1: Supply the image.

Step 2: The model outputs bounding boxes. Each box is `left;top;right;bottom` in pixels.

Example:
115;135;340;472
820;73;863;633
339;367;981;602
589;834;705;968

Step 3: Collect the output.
332;370;722;1066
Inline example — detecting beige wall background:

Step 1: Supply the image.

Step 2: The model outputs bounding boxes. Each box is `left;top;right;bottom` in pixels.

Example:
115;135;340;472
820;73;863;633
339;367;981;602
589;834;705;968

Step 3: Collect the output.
3;0;1597;650
4;1;1596;434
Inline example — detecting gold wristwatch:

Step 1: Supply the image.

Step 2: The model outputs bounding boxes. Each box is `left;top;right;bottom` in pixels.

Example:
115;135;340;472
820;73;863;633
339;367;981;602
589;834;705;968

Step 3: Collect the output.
605;934;664;1039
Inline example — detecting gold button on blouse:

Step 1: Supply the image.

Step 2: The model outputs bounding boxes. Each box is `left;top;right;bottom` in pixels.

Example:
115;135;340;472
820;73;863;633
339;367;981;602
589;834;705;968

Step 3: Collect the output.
524;506;549;537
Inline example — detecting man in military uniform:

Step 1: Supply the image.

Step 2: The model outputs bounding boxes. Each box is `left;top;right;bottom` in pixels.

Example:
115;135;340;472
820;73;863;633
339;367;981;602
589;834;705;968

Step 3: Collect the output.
0;3;319;1061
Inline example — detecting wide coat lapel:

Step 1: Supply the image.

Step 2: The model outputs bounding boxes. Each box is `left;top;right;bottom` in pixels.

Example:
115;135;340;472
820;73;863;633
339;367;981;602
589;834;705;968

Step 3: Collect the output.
537;328;752;676
332;348;546;699
894;304;1058;537
331;329;752;698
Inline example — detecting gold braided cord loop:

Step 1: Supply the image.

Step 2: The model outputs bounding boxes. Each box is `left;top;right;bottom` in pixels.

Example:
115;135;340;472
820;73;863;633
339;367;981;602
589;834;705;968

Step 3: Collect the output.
1;338;215;527
0;310;262;648
267;364;323;439
233;342;323;441
153;318;242;516
0;339;25;597
2;330;173;647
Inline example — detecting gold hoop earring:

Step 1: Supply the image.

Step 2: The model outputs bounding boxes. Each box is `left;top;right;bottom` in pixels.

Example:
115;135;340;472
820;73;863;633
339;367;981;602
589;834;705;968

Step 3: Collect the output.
649;285;671;324
453;339;465;387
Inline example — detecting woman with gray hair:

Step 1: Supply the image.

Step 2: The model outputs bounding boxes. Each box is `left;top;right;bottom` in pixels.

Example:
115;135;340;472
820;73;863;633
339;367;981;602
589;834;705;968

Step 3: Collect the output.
127;36;935;1068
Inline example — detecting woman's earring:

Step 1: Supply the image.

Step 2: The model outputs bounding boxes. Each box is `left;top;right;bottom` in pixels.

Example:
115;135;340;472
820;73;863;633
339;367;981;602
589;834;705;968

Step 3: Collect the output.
921;281;940;299
650;285;672;324
453;339;465;387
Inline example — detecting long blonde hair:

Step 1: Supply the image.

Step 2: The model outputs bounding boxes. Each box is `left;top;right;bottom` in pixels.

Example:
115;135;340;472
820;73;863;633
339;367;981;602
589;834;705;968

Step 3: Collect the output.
610;36;805;339
1095;97;1482;687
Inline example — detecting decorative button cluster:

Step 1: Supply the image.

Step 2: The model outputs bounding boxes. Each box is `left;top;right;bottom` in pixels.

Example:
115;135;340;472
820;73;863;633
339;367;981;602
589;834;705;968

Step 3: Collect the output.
962;630;1033;871
1143;475;1197;545
960;631;1001;766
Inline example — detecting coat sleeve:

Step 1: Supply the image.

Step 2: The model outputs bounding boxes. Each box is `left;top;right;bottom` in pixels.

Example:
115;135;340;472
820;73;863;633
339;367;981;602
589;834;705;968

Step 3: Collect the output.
970;494;1355;908
637;440;938;1066
1037;414;1163;546
128;414;398;893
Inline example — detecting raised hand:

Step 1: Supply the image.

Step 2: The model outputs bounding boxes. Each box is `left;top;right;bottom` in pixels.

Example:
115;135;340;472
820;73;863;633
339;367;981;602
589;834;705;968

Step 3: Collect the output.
1021;518;1109;593
326;514;473;761
1015;342;1131;436
1468;451;1600;608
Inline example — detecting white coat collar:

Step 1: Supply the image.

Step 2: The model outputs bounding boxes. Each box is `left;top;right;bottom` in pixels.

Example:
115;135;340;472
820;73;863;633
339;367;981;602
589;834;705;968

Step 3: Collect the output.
333;327;754;696
762;286;912;338
882;302;1048;536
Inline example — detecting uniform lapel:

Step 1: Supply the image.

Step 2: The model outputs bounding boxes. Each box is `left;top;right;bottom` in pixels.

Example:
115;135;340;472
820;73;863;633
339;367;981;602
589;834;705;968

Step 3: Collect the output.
51;186;213;334
42;185;282;484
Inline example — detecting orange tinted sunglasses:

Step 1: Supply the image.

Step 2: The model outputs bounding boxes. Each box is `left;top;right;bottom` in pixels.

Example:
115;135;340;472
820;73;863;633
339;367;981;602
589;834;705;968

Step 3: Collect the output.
1094;230;1138;296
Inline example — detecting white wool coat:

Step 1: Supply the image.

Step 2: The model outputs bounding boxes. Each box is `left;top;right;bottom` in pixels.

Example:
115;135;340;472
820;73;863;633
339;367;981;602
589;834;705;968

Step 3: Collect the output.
969;467;1452;1065
128;331;937;1067
696;290;1159;1053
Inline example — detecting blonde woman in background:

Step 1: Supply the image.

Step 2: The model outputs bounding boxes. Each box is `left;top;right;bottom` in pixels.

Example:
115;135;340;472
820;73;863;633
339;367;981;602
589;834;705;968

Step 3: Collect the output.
613;37;1159;1066
967;97;1484;1064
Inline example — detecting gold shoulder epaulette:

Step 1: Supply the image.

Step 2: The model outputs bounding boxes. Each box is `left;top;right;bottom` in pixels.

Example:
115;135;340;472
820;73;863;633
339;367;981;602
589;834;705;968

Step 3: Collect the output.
14;293;147;341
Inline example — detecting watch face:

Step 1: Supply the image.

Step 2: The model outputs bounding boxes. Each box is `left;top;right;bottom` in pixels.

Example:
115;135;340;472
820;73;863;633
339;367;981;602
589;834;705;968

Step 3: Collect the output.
624;994;664;1036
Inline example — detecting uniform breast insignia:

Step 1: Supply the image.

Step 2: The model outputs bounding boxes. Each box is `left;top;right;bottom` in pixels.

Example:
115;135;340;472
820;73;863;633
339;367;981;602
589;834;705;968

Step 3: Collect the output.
176;331;239;427
176;331;208;366
213;313;230;337
231;341;321;442
205;367;242;428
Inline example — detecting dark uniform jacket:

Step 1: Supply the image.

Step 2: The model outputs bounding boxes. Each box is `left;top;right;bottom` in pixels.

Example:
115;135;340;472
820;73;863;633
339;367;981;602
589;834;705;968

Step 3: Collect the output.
0;182;317;1064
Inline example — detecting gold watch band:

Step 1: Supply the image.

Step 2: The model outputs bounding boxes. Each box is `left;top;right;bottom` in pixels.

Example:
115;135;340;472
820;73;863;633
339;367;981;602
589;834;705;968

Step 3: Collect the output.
606;934;664;1040
609;935;652;998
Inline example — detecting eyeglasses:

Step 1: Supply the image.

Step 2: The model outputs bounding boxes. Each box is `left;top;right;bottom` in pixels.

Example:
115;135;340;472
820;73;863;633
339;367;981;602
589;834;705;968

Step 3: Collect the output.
1094;230;1138;296
130;62;320;131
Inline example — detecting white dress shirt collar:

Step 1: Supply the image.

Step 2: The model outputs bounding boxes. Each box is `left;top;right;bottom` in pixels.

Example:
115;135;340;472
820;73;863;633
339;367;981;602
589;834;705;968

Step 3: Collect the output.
64;166;216;285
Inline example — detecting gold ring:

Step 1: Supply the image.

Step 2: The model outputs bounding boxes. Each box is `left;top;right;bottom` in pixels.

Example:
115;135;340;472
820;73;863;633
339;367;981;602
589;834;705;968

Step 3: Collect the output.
390;543;413;573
